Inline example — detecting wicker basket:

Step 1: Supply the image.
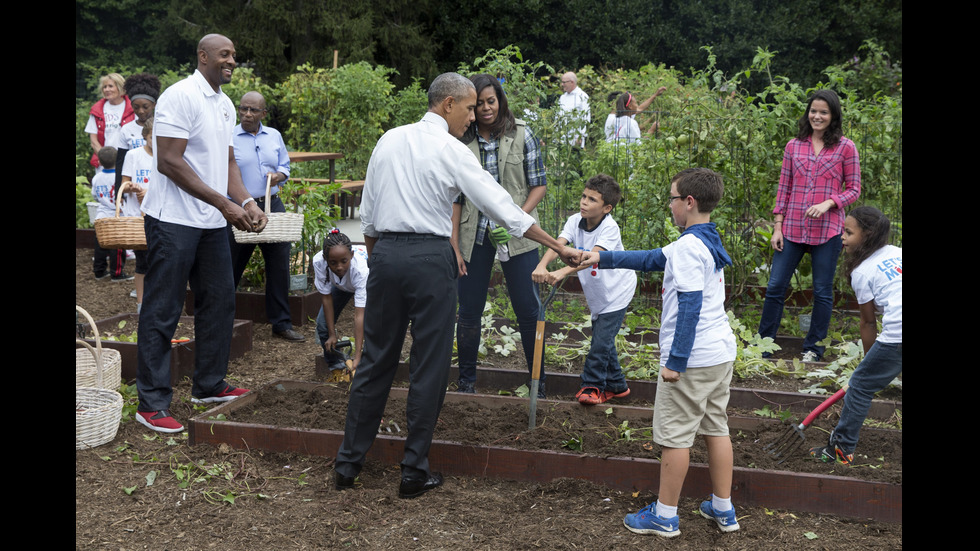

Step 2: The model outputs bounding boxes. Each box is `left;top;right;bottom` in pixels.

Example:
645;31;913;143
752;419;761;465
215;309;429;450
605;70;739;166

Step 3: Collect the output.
76;306;123;450
77;347;121;389
232;173;304;244
93;187;146;250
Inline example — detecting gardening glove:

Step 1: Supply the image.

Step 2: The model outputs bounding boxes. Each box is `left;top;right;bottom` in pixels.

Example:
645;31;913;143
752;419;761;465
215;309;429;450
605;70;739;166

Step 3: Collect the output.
489;225;511;247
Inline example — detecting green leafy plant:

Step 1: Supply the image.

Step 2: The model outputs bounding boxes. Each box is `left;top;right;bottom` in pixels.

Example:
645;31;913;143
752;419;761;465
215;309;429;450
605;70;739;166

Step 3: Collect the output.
613;419;651;442
753;405;793;422
76;177;94;228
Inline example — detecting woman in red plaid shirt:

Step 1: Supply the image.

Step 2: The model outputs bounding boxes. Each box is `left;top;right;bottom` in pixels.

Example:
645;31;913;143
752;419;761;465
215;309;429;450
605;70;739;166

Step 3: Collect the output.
758;89;861;362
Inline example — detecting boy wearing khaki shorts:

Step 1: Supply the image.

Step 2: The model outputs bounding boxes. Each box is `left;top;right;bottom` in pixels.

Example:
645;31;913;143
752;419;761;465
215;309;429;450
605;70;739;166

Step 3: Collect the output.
580;168;739;538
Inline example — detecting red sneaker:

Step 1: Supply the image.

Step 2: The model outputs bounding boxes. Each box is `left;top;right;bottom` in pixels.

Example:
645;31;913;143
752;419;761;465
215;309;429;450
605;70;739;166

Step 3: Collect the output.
136;410;184;433
191;384;250;404
576;387;606;405
603;387;631;401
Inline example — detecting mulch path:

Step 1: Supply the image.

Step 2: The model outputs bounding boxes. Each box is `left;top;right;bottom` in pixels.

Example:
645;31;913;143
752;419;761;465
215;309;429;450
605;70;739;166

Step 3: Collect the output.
76;248;902;550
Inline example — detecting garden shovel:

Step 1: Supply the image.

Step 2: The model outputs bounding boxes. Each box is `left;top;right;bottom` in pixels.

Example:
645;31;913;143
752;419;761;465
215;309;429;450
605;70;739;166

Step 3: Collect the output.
528;281;561;429
766;384;848;463
326;339;354;383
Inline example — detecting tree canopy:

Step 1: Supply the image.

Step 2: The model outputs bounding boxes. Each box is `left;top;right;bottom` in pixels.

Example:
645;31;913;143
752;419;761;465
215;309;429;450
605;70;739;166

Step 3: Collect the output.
76;0;901;95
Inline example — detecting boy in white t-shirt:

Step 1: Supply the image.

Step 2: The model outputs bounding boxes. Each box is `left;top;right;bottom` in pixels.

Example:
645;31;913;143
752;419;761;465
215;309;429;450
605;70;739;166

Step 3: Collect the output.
91;146;132;282
581;168;739;538
533;174;637;405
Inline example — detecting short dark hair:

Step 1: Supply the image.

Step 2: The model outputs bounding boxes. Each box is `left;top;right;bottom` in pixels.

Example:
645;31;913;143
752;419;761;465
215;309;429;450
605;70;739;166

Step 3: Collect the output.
672;168;723;213
797;89;844;147
98;146;118;169
584;173;622;208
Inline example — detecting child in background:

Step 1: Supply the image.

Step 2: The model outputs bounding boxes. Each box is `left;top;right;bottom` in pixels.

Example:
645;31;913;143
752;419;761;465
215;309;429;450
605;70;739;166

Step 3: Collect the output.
121;119;154;313
313;230;369;371
533;174;636;405
810;206;902;464
581;168;739;538
92;146;133;282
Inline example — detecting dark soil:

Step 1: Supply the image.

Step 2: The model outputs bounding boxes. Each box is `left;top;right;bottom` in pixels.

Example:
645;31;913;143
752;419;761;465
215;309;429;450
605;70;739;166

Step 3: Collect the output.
229;382;901;484
76;247;903;550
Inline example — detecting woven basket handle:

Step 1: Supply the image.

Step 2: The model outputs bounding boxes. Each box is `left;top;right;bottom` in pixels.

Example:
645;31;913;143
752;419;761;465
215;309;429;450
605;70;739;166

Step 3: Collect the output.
263;173;273;215
76;306;104;388
114;185;126;218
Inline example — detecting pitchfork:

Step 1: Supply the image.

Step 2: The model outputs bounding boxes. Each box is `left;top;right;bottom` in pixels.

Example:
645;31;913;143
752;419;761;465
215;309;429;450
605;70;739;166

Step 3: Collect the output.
766;386;847;463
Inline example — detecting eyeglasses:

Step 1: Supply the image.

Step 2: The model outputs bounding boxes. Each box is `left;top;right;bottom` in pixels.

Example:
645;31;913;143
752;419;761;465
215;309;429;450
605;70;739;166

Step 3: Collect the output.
238;106;266;114
669;195;688;203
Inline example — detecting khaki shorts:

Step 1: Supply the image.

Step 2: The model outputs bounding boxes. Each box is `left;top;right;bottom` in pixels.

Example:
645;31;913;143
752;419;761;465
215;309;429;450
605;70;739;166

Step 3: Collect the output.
652;361;734;449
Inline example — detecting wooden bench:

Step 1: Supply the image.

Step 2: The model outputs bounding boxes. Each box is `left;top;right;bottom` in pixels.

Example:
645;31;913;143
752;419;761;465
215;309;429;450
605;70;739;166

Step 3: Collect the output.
294;178;364;219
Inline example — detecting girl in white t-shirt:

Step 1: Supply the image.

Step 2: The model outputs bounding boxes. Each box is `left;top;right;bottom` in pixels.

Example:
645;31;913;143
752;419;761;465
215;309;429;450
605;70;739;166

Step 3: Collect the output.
810;206;902;465
120;120;154;312
314;230;369;371
603;88;666;143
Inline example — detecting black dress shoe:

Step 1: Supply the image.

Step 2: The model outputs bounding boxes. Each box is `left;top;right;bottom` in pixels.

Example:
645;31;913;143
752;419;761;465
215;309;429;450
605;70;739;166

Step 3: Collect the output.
335;472;355;490
274;328;306;342
398;472;443;499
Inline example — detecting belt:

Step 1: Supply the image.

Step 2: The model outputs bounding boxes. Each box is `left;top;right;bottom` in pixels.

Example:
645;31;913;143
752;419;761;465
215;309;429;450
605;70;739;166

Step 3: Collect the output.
379;232;448;241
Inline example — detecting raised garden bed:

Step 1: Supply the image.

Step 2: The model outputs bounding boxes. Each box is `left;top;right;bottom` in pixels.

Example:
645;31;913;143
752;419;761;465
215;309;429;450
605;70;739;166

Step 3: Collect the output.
311;360;901;422
184;287;321;327
76;228;97;249
189;378;901;523
76;313;253;383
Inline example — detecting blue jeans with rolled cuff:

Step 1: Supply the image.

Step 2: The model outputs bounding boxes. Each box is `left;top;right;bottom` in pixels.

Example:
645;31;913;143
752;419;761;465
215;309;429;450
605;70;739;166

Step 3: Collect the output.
829;341;902;454
580;307;629;393
758;236;842;359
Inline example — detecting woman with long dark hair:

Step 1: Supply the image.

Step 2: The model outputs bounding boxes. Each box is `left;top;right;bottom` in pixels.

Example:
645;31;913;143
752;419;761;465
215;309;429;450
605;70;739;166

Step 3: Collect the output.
451;74;548;396
758;89;861;361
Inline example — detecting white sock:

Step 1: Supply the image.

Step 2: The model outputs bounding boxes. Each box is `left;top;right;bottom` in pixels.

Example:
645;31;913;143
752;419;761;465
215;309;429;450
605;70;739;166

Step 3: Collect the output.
712;494;733;512
137;302;142;314
656;501;678;518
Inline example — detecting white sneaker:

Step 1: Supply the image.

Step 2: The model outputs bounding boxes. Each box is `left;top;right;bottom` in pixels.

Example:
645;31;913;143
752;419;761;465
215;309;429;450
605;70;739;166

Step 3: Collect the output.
801;350;819;362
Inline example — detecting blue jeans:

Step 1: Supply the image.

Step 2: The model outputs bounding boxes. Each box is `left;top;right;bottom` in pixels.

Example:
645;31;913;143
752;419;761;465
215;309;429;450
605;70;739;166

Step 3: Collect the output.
137;216;236;411
830;341;902;454
456;235;542;386
581;307;628;392
316;288;353;360
758;236;842;358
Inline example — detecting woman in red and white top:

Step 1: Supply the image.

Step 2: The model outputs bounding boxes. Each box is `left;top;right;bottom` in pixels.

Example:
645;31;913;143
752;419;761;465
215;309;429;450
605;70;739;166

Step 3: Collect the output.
758;89;861;362
85;73;134;170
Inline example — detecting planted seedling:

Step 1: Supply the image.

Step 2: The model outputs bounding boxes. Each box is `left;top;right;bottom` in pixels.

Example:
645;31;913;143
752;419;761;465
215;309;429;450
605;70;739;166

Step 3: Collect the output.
562;435;583;451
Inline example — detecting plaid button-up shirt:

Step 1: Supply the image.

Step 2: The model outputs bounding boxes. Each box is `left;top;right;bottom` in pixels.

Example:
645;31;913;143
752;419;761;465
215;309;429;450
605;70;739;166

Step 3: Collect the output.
774;136;861;245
